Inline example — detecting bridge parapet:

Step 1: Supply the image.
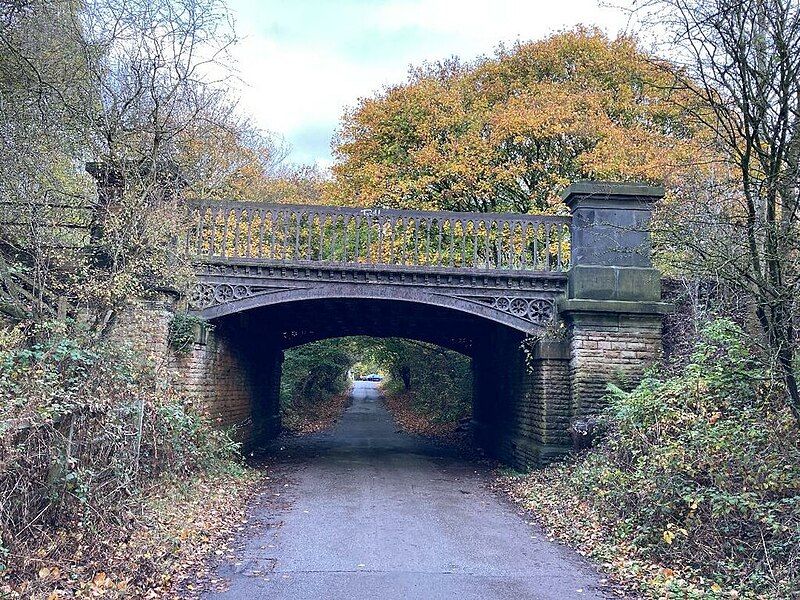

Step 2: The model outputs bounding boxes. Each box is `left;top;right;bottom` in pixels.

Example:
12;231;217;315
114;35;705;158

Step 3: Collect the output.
185;200;571;272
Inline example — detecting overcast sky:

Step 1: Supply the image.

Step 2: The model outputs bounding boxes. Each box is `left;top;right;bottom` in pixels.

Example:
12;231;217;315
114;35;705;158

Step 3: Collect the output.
226;0;629;168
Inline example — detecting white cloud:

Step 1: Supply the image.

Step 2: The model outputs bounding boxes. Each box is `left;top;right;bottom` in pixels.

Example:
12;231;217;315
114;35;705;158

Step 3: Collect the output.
375;0;602;37
226;0;628;167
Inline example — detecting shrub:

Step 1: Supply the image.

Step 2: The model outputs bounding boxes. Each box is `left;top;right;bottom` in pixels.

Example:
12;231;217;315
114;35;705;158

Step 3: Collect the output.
377;339;472;424
569;319;800;596
280;339;354;429
168;312;204;354
0;322;240;570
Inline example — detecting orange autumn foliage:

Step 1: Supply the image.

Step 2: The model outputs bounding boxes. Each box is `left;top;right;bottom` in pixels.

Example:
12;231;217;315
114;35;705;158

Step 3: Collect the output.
330;28;717;214
176;119;329;205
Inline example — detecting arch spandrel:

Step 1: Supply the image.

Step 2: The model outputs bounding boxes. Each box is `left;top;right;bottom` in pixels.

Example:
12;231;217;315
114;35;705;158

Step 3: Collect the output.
192;283;562;334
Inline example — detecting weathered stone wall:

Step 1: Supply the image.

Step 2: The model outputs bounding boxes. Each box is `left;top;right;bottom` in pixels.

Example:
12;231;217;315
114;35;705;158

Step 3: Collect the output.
567;312;663;415
560;182;671;423
528;340;571;448
107;294;176;364
173;326;257;439
473;328;571;469
109;298;282;446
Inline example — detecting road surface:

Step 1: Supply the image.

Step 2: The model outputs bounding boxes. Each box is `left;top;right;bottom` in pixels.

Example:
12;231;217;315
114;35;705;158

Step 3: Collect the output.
204;381;609;600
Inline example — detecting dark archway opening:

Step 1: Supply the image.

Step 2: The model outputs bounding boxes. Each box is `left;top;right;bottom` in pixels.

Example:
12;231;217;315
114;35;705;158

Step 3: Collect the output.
204;297;550;467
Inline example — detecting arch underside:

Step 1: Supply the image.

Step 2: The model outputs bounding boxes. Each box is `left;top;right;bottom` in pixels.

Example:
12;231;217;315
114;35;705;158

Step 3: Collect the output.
191;281;565;344
190;288;565;356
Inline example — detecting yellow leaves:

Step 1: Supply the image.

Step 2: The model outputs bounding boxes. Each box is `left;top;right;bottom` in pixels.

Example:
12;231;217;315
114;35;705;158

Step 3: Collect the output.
39;566;55;579
662;523;688;545
332;28;711;213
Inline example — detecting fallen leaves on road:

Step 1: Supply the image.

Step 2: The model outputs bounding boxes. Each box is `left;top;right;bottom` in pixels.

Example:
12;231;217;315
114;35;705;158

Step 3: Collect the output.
383;392;465;440
282;394;351;434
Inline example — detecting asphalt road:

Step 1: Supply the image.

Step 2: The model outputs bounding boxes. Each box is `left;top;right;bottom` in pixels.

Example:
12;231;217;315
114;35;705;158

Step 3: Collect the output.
204;381;609;600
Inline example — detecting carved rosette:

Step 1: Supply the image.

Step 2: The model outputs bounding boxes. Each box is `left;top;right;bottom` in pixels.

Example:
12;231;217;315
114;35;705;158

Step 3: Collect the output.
480;296;555;325
189;283;256;309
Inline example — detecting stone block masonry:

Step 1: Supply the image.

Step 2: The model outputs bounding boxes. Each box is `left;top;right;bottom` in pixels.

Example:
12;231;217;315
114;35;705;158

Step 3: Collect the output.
472;328;572;469
565;310;664;415
560;182;672;418
109;293;281;446
172;325;257;439
107;293;176;364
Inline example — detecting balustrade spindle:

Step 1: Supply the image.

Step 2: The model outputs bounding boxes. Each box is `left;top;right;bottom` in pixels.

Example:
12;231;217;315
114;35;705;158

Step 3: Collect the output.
208;207;217;256
545;224;552;271
266;210;274;259
331;215;338;260
256;209;264;258
388;217;396;263
340;215;348;262
459;220;467;267
484;221;491;268
365;215;372;263
447;220;455;267
193;205;203;255
472;220;479;267
231;209;241;257
556;224;563;271
423;219;430;265
376;215;383;263
400;218;408;266
184;200;570;273
352;215;360;262
244;211;251;257
436;219;443;266
219;208;229;258
294;212;301;259
316;213;324;261
521;223;529;269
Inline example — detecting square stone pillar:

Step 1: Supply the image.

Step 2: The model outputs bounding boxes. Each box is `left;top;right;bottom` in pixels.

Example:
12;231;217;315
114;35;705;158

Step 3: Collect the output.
558;182;672;416
528;339;571;452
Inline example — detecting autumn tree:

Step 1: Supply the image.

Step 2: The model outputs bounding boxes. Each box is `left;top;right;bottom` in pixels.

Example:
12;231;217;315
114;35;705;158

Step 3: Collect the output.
330;28;711;213
634;0;800;423
0;0;237;329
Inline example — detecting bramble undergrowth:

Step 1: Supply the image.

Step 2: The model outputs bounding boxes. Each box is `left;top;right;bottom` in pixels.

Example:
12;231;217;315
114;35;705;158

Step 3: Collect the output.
0;321;246;598
500;319;800;599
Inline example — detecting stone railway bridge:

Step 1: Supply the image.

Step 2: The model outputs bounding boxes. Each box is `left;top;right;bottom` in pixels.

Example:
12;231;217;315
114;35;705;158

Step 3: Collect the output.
122;181;671;469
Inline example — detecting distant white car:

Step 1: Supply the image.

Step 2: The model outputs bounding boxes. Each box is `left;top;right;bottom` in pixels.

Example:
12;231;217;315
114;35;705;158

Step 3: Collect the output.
364;373;383;382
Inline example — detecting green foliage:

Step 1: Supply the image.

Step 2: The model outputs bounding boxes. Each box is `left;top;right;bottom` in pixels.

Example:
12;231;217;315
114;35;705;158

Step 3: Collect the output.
168;312;205;354
278;337;472;428
545;319;800;597
370;338;472;423
280;339;355;426
0;323;240;564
